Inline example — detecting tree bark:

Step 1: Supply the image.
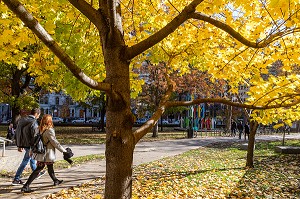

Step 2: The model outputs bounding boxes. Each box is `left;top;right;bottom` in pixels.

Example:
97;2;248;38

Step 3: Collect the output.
152;122;158;137
11;69;23;126
100;92;106;132
246;120;258;167
104;47;136;198
225;105;232;134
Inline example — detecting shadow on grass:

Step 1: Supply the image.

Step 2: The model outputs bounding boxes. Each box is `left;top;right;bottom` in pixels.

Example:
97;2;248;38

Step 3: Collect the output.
133;142;300;198
228;154;300;198
133;166;245;181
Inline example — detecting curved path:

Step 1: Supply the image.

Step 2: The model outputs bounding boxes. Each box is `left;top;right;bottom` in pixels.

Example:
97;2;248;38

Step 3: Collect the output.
0;134;299;199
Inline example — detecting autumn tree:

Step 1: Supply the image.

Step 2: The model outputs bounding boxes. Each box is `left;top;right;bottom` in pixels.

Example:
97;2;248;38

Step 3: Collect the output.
3;0;300;198
0;8;71;123
135;61;226;136
0;57;40;125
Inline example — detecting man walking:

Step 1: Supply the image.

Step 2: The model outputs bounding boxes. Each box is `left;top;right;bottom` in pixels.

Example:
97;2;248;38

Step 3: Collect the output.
237;121;244;139
244;122;250;140
12;108;45;185
231;120;237;137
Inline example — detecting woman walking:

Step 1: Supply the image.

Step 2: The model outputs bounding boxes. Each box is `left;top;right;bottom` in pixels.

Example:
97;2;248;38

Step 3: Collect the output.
21;114;67;193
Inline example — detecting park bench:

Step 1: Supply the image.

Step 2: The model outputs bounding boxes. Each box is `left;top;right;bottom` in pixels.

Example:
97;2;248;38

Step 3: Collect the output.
174;127;223;137
275;146;300;154
91;124;106;132
197;129;223;137
92;124;100;131
240;143;255;150
0;137;13;157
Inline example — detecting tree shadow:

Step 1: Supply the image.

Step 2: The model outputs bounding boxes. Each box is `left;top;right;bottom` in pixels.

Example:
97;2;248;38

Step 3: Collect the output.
227;154;300;198
133;166;244;181
133;150;300;198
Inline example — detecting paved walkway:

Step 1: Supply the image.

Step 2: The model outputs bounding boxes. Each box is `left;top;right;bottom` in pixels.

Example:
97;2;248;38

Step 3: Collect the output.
0;133;299;199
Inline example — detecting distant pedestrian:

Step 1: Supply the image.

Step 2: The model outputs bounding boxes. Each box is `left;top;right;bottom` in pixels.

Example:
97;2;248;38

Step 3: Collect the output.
12;108;45;186
21;114;67;193
244;123;250;140
206;117;211;130
6;123;15;143
237;121;244;139
231;120;237;137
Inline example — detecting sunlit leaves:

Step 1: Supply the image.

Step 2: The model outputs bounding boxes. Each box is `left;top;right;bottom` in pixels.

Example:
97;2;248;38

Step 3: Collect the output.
2;0;300;126
123;0;300;125
47;141;300;198
0;0;108;101
132;147;246;198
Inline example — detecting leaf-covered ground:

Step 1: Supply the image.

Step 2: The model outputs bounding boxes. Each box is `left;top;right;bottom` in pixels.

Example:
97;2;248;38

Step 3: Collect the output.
47;141;300;199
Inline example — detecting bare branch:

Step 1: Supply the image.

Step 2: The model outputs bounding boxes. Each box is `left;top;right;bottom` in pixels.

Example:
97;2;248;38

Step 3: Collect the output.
190;12;300;48
125;0;204;60
2;0;114;94
133;63;176;144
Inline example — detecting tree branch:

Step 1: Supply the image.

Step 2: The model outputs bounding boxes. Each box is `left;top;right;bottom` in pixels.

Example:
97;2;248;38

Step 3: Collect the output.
237;95;251;119
2;0;116;95
166;97;300;110
67;0;103;31
190;12;300;48
125;0;204;60
20;74;31;91
252;82;293;106
133;71;175;144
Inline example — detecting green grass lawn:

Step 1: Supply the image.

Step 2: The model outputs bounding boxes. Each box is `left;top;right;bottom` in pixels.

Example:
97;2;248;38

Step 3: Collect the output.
0;126;187;144
48;140;300;199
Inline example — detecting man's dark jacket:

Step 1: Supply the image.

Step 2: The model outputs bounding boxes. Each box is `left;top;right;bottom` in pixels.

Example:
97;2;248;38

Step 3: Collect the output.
15;115;38;148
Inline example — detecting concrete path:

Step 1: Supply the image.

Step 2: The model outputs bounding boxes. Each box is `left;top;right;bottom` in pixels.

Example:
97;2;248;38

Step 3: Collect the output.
0;134;299;199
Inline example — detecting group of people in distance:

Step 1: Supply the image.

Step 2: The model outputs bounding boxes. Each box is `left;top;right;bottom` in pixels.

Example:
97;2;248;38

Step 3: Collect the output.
7;108;72;193
230;120;250;139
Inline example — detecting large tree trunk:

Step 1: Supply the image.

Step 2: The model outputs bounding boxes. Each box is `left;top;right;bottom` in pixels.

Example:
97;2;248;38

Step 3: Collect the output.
104;48;135;198
11;105;21;127
100;92;106;132
11;70;22;127
246;120;259;167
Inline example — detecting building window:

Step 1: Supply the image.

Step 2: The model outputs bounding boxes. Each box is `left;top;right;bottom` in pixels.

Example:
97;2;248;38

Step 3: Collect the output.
56;97;59;105
40;96;49;104
65;97;74;105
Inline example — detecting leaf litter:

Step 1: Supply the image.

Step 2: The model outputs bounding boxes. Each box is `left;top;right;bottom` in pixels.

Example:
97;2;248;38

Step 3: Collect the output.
46;141;300;199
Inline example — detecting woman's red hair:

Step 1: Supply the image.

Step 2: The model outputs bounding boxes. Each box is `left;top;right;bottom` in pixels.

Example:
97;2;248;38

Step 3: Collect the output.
39;114;54;133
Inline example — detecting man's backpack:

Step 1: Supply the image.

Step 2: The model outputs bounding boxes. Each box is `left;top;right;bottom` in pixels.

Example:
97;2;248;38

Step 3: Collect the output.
31;131;48;154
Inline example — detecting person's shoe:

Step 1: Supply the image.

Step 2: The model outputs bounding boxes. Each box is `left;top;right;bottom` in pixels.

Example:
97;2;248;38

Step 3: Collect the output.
54;179;63;186
36;170;46;179
21;185;33;193
12;179;24;186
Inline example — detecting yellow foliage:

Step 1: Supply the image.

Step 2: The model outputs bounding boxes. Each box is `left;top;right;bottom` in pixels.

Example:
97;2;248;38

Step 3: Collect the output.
2;0;300;125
